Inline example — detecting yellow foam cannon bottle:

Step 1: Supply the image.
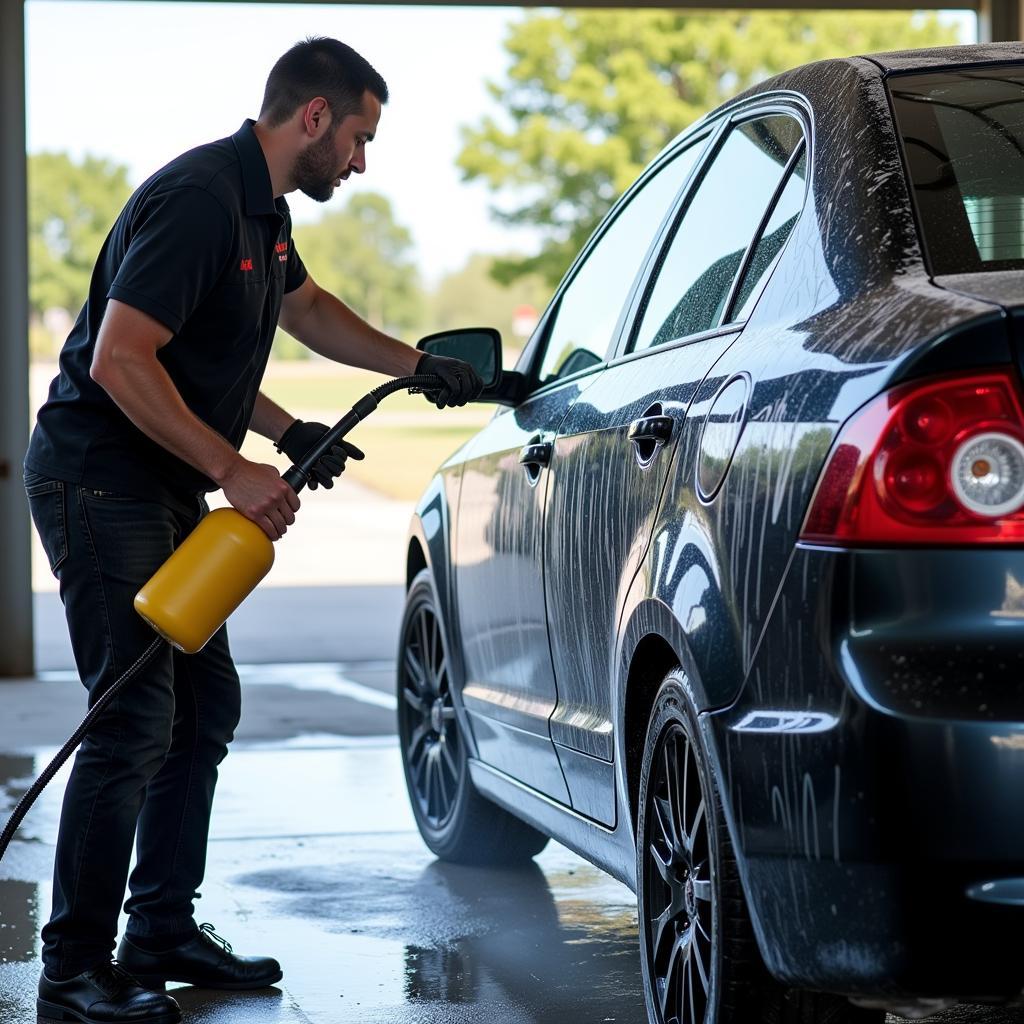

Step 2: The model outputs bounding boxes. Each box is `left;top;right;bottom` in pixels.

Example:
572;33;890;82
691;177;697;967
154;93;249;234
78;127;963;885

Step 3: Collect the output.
133;388;396;653
134;507;277;654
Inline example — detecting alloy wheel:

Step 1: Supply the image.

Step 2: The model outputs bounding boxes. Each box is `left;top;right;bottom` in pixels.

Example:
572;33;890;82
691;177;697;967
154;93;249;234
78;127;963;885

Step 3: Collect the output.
399;599;462;829
643;723;714;1024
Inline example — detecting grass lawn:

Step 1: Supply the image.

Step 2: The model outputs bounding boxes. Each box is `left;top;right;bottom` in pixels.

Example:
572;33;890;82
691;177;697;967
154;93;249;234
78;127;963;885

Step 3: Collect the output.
260;363;486;500
342;424;476;501
262;365;436;416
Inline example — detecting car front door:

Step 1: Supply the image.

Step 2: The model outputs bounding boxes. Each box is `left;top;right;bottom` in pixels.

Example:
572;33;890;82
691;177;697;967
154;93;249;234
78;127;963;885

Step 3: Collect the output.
543;109;808;825
452;136;710;802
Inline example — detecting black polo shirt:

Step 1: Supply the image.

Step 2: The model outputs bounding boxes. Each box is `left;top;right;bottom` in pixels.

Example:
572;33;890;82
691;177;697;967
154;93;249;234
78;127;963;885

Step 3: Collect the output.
25;119;307;513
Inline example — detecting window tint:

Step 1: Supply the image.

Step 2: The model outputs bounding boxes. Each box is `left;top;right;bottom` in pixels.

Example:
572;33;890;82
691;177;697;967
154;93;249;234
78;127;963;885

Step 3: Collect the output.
537;137;708;386
890;66;1024;274
730;146;807;322
632;115;803;352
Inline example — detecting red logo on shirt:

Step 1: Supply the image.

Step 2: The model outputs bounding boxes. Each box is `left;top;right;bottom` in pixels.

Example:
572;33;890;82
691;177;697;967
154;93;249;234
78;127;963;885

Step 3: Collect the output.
275;241;288;263
240;258;253;272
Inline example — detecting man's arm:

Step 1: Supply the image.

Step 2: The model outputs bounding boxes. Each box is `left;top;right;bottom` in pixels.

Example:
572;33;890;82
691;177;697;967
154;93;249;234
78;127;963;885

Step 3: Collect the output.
249;391;295;445
278;275;421;376
91;299;300;541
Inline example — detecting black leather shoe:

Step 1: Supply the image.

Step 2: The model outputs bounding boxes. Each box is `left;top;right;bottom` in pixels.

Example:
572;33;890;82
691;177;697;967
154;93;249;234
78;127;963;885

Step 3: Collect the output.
37;961;181;1023
117;923;283;991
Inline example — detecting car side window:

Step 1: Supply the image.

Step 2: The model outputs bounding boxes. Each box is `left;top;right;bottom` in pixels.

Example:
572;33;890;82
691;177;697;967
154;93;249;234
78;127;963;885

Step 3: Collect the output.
631;114;804;353
729;146;808;322
536;136;709;387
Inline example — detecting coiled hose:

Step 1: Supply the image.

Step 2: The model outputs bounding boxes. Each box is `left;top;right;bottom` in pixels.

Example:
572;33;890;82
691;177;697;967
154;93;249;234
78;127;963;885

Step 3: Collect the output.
0;372;446;862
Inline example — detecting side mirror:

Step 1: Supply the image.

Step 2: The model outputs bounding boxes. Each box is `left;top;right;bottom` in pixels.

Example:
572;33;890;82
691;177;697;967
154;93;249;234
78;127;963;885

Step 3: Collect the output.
416;328;502;390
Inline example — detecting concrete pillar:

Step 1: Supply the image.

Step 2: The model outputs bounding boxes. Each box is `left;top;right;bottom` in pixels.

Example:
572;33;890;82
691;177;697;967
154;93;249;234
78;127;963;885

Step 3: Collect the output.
0;0;34;677
979;0;1023;41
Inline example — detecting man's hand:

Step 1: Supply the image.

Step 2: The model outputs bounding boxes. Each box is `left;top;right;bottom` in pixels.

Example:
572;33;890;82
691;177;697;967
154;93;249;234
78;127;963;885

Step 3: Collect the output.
415;353;485;409
220;458;300;541
275;420;365;490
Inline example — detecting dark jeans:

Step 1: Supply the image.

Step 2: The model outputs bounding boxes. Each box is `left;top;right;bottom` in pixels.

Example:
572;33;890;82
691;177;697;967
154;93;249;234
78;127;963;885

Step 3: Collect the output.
24;471;242;978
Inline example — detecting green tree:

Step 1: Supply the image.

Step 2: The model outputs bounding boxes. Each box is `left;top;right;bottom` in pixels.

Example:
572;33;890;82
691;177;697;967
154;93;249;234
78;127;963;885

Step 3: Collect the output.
290;193;423;348
459;11;959;285
29;151;132;317
429;253;550;366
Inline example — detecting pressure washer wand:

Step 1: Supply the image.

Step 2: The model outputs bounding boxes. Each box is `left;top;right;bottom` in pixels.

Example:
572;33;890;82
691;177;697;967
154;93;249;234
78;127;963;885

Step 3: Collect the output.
0;373;447;864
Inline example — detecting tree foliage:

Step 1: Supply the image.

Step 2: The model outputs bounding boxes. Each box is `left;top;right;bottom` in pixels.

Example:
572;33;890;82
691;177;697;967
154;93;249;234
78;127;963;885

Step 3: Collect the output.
458;11;959;284
290;192;423;342
29;152;132;317
429;253;550;364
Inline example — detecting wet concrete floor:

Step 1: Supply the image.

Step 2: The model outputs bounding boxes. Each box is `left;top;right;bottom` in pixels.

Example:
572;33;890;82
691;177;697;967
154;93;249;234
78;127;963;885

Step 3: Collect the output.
0;663;1021;1023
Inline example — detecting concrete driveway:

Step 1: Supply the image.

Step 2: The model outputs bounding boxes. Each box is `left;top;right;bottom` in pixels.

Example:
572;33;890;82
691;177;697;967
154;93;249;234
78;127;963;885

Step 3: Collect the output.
2;653;1023;1023
0;657;645;1024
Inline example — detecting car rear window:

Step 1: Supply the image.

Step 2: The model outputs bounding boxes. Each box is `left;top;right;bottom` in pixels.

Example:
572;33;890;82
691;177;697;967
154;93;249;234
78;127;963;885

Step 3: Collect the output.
889;64;1024;275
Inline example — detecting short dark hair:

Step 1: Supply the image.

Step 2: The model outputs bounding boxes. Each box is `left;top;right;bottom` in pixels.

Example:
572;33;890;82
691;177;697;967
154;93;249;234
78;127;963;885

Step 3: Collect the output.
259;36;388;128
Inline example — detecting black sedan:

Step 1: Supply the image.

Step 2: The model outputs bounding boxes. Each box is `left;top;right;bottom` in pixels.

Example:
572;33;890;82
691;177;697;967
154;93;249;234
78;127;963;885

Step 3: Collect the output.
398;41;1024;1024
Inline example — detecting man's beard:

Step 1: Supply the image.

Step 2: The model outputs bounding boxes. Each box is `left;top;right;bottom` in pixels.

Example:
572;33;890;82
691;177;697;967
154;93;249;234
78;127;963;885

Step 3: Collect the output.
292;131;339;203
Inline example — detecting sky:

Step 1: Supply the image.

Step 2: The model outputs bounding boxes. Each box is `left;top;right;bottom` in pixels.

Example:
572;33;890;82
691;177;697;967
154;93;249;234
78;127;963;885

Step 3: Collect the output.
26;1;541;283
26;2;977;284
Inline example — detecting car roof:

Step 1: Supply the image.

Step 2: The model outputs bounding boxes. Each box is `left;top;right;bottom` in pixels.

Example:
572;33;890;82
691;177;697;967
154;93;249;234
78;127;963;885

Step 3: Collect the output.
647;41;1024;203
719;41;1024;113
862;40;1024;73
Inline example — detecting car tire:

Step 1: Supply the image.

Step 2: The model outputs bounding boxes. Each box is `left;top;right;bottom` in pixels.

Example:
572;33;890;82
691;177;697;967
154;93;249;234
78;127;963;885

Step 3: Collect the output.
636;669;884;1024
398;569;549;865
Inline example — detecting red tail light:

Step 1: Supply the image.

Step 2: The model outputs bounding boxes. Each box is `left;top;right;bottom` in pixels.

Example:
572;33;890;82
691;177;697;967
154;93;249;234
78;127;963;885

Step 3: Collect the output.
800;369;1024;546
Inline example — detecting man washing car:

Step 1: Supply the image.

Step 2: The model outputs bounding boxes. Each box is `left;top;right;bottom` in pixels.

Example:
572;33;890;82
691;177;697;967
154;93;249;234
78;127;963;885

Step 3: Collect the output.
24;35;481;1024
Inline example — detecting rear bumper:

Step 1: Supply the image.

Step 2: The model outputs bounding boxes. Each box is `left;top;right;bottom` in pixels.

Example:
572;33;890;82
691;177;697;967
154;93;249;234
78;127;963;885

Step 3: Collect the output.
709;546;1024;1000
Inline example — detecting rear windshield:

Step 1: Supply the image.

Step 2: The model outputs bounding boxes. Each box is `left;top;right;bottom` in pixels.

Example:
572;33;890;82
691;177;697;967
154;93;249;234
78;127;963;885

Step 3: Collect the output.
889;65;1024;275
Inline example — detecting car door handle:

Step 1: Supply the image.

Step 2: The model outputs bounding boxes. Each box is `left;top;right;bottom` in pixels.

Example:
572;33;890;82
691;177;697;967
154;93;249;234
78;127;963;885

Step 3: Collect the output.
628;415;674;445
519;442;553;468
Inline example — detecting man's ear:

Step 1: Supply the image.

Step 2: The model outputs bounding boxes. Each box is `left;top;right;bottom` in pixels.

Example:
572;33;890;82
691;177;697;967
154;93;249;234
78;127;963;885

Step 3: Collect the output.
302;97;330;137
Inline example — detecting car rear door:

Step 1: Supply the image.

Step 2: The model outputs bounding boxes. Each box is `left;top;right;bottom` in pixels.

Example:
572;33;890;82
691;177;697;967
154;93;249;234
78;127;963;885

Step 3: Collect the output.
543;109;808;825
453;136;710;803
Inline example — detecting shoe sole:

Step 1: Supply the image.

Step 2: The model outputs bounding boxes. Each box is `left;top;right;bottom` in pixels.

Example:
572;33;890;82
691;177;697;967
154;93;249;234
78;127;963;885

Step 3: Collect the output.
133;969;284;992
37;998;181;1023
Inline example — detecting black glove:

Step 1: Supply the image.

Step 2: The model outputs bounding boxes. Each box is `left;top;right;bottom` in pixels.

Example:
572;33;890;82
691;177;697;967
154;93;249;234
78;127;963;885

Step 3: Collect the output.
415;353;485;409
275;419;365;490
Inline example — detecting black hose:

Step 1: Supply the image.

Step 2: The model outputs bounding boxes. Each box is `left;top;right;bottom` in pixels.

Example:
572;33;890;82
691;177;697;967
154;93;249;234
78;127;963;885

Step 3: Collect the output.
283;373;445;492
0;373;446;863
0;636;166;862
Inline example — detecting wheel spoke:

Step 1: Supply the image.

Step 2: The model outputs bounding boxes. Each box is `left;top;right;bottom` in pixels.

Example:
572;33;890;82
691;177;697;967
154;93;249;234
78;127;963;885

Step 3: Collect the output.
653;795;675;853
434;750;450;811
428;756;441;820
435;655;449;692
650;903;673;963
665;934;685;1022
403;686;425;714
404;647;426;691
414;746;430;802
429;616;439;676
690;924;709;995
686;943;698;1024
658;932;680;1020
680;736;691;837
657;975;671;1020
663;743;679;850
670;735;686;845
692;877;712;903
684;798;706;856
441;706;457;720
409;721;430;757
440;738;459;784
649;840;673;886
416;612;433;689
